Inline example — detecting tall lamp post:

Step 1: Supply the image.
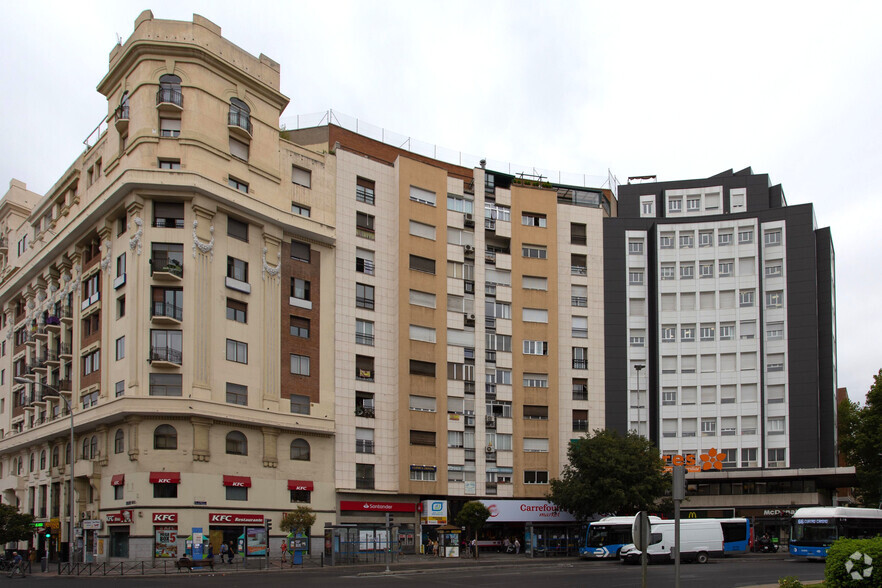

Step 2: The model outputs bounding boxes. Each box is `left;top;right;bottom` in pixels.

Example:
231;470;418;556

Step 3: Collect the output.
634;364;645;437
16;377;76;564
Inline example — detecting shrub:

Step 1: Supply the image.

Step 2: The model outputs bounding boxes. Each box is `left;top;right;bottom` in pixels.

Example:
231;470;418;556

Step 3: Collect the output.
825;537;882;587
778;577;804;588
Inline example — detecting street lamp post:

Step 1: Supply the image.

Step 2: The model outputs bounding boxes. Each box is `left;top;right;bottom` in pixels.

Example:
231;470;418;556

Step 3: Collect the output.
634;364;645;437
16;378;75;564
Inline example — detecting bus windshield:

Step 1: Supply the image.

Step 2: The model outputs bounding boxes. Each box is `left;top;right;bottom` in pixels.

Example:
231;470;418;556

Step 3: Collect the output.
587;524;631;548
791;518;837;545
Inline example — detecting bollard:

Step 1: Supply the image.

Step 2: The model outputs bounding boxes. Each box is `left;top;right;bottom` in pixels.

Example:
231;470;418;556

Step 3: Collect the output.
41;556;48;572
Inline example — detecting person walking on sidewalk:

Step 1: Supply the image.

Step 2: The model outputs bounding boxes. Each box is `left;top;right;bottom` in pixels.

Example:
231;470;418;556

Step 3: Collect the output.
220;541;229;563
8;551;25;578
514;538;521;554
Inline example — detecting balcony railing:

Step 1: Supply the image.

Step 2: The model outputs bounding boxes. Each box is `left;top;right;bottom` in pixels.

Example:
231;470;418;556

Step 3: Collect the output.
152;301;183;322
150;346;183;365
228;110;253;135
150;257;184;278
156;88;183;108
571;296;588;307
355;439;375;454
355;333;375;346
571;265;587;276
356;368;374;382
572;387;588;401
153;217;185;228
572;359;588;370
573;420;589;432
354;405;375;418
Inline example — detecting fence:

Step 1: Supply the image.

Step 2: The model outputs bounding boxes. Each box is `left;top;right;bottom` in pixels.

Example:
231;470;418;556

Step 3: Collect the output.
56;555;324;576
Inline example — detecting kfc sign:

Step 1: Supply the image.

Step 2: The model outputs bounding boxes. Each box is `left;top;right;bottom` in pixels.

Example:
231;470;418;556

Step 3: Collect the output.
209;513;264;524
106;509;134;524
152;513;178;524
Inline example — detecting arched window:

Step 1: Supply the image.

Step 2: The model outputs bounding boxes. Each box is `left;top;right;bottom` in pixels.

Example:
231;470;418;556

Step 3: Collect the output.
29;453;34;472
230;98;250;115
52;446;59;468
65;443;70;465
118;91;129;119
82;438;89;459
114;429;125;454
154;425;178;450
90;436;98;459
225;431;247;456
40;450;46;470
17;457;22;475
290;439;310;461
157;74;183;107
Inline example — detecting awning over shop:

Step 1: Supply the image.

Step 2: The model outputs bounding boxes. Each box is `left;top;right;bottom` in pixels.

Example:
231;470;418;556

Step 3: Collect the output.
149;472;181;484
223;475;251;488
287;480;314;491
110;474;125;486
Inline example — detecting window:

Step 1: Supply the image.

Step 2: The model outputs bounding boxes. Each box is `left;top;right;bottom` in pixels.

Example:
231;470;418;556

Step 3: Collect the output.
660;233;674;248
629;271;644;285
356;464;375;490
700;325;715;341
522;244;547;259
571;284;587;306
524;470;549;484
685;197;700;211
662;389;677;405
229;137;249;161
227;256;248;283
409;186;436;206
522;307;547;322
291;439;310;461
356;177;375;204
291;241;310;263
717;232;733;246
738;229;754;244
82;349;100;375
766;291;783;309
447;194;474;214
409;324;435;343
409;255;435;274
524;438;549;452
768;417;785;435
448;430;464;448
356;427;375;454
116;252;127;282
226;298;247;323
409;360;436;376
356;212;375;237
113;429;125;454
661;326;676;342
571;223;587;245
153;425;177;449
290;354;310;376
355;391;375;418
574;317;589;339
679;264;694;280
226;485;248;501
768;384;785;404
668;198;682;213
767;322;784;340
227;217;248;242
226;383;248;406
522;212;546;227
118;295;126;318
115;336;125;360
228;177;248;193
115;380;125;397
701;418;717;436
699;263;714;278
356;355;375;381
409;395;436;412
739;290;754;307
523;340;548;356
159;117;181;138
291;278;311;305
764;230;781;246
698;231;713;247
149;373;182;396
641;199;654;216
290;316;309;338
291;203;311;217
681;326;695;342
660;264;675;280
409;220;436;240
226;431;248;455
523;275;548;291
290;394;310;414
767;353;785;372
523;373;549;388
719;261;733;277
151;329;182;364
765;263;783;277
292;166;311;188
356;248;374;275
628;240;644;255
356;319;375;346
409;289;436;308
571;254;587;275
679;234;693;248
662;419;678;438
573;347;588;369
410;430;436;446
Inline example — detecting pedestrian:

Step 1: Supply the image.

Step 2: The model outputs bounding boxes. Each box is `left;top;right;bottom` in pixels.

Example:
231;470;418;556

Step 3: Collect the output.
8;551;25;578
470;538;476;557
220;541;229;563
207;542;214;562
228;541;236;564
27;548;37;564
280;539;288;562
514;538;521;554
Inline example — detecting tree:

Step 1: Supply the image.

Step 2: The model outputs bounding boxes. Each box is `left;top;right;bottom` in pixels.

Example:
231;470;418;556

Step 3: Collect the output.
548;428;670;520
455;501;491;559
280;506;316;536
0;504;35;545
838;369;882;507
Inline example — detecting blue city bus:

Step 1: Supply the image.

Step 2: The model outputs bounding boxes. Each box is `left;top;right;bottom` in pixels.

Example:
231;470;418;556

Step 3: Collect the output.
790;507;882;559
581;516;661;559
705;518;751;554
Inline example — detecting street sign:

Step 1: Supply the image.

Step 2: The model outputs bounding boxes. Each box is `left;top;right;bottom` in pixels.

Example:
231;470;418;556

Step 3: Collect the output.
632;511;650;551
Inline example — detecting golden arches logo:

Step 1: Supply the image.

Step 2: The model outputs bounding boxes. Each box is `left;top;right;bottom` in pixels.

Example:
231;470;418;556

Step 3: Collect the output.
699;448;727;471
687;511;698;519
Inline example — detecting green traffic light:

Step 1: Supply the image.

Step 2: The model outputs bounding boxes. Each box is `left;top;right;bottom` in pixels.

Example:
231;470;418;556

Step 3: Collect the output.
45;533;51;538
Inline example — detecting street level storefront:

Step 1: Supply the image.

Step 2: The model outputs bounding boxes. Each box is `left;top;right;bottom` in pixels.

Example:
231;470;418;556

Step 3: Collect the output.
337;499;418;555
477;499;580;556
208;512;266;557
105;509;134;559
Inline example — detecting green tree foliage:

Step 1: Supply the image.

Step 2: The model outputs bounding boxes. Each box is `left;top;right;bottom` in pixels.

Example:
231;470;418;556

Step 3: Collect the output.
824;537;882;587
548;429;670;520
0;503;35;544
280;506;316;535
838;369;882;507
455;501;491;558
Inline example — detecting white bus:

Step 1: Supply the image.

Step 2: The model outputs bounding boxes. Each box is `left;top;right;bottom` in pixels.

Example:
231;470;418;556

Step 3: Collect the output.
789;507;882;559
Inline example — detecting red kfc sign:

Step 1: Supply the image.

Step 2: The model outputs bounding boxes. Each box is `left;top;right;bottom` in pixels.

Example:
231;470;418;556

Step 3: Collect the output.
106;509;134;524
152;513;178;524
209;513;264;524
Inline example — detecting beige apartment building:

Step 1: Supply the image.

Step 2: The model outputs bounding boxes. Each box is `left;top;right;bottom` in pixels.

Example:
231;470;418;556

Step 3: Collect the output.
0;11;616;561
0;12;337;561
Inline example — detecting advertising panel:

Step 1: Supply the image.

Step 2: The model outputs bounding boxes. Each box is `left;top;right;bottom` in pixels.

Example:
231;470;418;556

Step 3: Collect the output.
246;526;267;556
479;500;577;523
154;526;177;558
420;500;448;525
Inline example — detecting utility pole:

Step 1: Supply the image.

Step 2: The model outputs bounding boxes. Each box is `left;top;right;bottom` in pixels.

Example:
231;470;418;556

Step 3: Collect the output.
673;465;685;588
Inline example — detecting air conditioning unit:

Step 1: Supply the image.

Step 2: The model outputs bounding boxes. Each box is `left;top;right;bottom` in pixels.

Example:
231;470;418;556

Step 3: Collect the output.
463;244;474;254
485;446;495;453
464;213;474;221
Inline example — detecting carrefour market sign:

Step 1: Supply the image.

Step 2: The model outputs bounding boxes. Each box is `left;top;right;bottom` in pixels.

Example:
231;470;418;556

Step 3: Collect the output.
479;500;576;523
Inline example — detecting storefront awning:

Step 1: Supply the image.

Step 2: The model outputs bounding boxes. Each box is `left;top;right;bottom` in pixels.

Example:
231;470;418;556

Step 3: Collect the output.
110;474;125;486
223;475;251;488
287;480;314;491
149;471;181;484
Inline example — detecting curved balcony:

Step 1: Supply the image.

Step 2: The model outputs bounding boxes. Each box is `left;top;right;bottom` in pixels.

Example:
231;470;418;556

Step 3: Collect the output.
149;346;182;368
156;88;183;111
228;110;252;139
151;301;183;325
114;104;130;132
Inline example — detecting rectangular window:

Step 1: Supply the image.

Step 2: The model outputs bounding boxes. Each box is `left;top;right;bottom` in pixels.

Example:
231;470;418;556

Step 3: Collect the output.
574;317;590;339
409;220;436;240
764;230;781;246
409;324;436;343
228;177;248;193
687;198;701;211
291;278;311;301
116;252;126;278
229;137;249;160
662;389;677;405
356;464;375;490
680;327;695;342
523;275;548;291
356;177;375;204
160;117;181;138
524;470;549;484
661;326;676;343
768;417;785;435
668;199;682;213
226;339;248;364
701;418;717;436
226;486;248;501
356;212;375;237
290;354;310;376
522;308;548;323
409;395;436;412
523;373;549;388
410;430;436;446
82;348;100;375
226;298;247;323
291;203;311;217
289;394;311;415
150;329;182;364
355;319;375;346
226;383;248;406
356;248;374;275
679;234;693;248
718;232;733;246
720;324;735;339
356;283;374;310
410;467;436;482
522;340;548;356
521;212;546;227
660;233;674;248
571;223;587;245
522;244;547;259
660;264;675;280
447;194;474;214
679;264;694;280
292;166;311;188
738;229;754;244
767;322;784;340
524;438;549;452
149;373;182;396
699;263;714;278
227;257;248;283
290;316;309;338
227;217;248;242
767;353;785;372
409;186;436;206
115;336;125;360
485;334;512;352
409;360;436;377
700;325;715;341
115;380;125;397
629;271;644;285
291;241;310;262
158;159;181;170
409;255;435;274
698;231;713;247
719;261;733;277
766;291;783;308
409;289;436;308
628;240;644;255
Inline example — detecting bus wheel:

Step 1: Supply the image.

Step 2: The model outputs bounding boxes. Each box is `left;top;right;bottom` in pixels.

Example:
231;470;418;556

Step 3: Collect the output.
696;552;709;564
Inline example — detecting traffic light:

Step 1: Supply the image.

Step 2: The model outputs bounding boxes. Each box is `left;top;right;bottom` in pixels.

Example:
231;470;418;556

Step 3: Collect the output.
266;520;273;532
45;532;51;539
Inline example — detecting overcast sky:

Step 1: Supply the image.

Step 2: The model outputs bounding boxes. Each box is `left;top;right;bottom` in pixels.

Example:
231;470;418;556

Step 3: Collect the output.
1;1;879;402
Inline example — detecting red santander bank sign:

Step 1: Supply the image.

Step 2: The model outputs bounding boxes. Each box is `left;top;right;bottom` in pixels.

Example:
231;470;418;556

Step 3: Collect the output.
339;501;416;513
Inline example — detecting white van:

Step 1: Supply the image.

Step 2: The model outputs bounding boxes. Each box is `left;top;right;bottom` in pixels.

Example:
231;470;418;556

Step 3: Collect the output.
620;520;724;564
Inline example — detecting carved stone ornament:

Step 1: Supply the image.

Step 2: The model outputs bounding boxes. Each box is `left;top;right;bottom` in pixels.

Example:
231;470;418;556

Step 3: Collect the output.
100;240;113;272
192;220;214;259
262;247;281;280
129;217;143;255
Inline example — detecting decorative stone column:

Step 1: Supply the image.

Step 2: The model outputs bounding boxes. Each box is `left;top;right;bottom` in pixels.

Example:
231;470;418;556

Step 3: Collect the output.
261;427;279;468
126;415;140;462
125;201;143;390
191;205;216;394
262;234;282;405
191;417;212;462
